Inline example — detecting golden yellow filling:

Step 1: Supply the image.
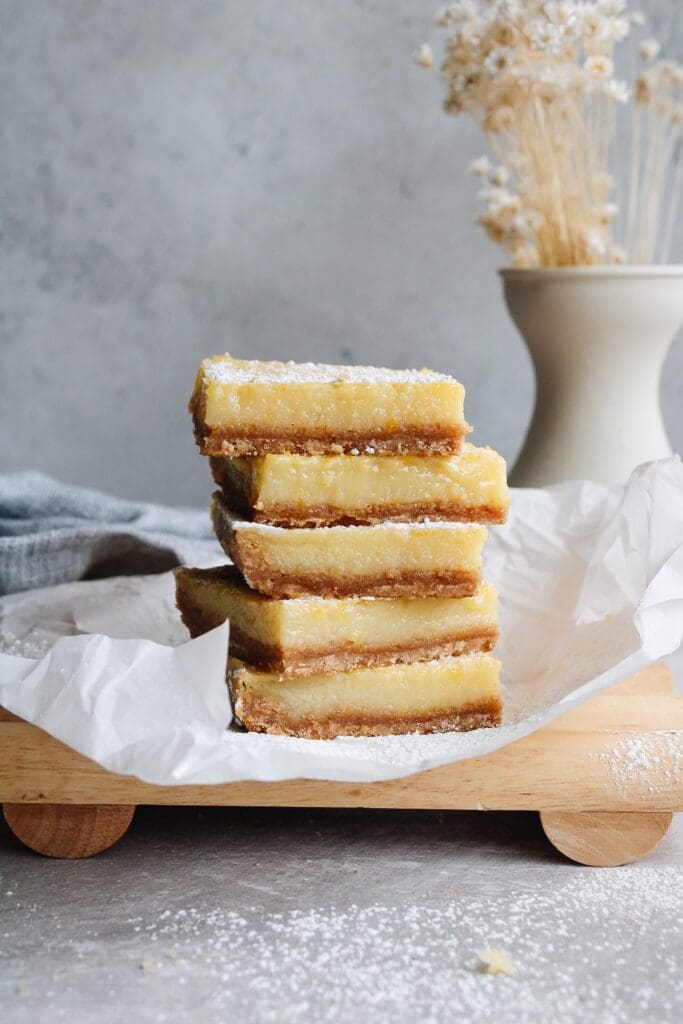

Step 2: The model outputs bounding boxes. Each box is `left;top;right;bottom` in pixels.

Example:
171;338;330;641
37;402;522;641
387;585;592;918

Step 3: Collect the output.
221;443;508;517
192;354;466;434
177;567;497;652
230;653;501;719
224;513;487;578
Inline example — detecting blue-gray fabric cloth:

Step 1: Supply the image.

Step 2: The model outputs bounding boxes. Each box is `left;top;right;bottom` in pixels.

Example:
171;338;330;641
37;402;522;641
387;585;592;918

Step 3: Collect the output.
0;472;223;596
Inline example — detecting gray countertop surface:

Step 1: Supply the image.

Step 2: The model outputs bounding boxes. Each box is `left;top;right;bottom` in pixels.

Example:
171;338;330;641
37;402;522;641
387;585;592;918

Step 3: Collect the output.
1;807;681;1023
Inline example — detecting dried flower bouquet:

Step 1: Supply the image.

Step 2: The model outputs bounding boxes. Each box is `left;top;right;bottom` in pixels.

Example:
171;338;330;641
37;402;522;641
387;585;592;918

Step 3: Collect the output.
416;1;683;267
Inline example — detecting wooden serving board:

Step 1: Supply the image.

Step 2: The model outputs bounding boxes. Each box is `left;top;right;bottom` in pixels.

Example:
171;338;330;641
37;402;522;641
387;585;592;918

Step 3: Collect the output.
1;664;681;865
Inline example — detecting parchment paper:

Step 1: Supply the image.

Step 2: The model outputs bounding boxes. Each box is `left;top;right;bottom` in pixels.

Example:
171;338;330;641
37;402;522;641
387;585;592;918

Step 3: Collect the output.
1;459;682;784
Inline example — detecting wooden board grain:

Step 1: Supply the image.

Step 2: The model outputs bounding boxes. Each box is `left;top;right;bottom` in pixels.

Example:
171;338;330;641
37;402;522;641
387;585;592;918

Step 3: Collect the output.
1;664;681;813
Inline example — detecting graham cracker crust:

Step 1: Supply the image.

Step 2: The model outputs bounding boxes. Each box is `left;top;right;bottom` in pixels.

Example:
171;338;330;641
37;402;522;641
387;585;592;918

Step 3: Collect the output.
175;564;247;598
253;503;506;528
230;687;503;739
194;422;468;458
209;458;254;515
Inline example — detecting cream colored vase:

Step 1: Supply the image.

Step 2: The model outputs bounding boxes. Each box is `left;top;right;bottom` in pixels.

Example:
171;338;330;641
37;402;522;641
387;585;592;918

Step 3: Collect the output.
501;266;683;487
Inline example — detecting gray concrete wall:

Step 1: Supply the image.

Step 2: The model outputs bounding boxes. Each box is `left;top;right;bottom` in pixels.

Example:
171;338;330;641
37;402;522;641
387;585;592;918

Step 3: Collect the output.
1;0;681;505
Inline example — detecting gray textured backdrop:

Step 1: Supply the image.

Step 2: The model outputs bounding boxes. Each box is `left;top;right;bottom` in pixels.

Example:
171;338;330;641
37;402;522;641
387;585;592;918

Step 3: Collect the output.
2;0;682;505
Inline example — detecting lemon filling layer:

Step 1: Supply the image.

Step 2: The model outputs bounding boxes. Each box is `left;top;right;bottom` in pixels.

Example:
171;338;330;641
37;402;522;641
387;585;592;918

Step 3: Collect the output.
191;355;467;435
214;442;508;521
176;566;497;653
213;497;487;578
230;653;502;721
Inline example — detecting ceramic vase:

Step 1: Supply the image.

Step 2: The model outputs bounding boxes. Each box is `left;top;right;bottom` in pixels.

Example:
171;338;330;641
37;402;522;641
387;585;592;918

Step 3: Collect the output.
501;266;683;487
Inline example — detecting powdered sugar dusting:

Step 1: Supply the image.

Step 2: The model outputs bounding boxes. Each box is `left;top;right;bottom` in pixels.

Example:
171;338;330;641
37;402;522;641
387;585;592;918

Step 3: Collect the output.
596;734;683;795
203;356;458;386
13;867;675;1024
0;629;56;660
222;503;485;537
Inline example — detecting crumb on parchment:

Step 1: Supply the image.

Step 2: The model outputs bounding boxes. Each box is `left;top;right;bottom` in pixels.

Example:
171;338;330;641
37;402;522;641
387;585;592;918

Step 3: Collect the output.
477;948;515;976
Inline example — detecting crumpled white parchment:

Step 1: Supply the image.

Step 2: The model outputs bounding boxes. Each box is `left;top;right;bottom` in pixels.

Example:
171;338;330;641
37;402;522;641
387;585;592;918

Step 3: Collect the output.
1;459;682;785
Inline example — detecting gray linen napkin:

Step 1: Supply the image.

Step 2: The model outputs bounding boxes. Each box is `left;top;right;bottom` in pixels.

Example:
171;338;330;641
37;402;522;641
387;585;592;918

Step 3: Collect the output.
0;472;223;596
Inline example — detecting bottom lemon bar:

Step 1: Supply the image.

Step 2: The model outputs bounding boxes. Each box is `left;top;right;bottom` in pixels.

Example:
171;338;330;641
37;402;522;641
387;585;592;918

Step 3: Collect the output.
211;492;486;599
175;566;498;677
229;653;502;739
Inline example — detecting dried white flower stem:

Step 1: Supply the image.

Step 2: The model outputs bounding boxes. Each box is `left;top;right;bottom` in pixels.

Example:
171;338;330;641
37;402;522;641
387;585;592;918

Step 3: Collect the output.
660;140;683;262
626;106;643;254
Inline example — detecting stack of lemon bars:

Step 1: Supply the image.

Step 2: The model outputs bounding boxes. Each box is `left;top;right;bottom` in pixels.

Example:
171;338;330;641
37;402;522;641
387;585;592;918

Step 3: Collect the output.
175;354;509;739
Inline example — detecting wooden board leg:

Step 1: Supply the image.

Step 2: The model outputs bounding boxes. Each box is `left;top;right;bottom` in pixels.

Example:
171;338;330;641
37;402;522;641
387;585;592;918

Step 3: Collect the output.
3;803;135;859
540;810;674;867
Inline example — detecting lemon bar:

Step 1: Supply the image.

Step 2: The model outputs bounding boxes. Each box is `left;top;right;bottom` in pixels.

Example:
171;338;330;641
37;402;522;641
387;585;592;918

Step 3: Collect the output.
210;442;509;527
190;354;469;456
211;492;487;599
229;653;502;738
175;565;498;676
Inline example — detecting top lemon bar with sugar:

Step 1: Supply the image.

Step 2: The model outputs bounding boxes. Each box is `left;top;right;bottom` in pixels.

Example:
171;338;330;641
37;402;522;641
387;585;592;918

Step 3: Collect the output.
190;354;469;456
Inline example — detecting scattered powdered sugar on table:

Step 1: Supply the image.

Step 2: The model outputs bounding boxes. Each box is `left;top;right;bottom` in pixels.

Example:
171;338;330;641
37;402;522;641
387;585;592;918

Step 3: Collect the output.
597;734;683;795
119;869;683;1024
3;865;680;1024
203;357;458;386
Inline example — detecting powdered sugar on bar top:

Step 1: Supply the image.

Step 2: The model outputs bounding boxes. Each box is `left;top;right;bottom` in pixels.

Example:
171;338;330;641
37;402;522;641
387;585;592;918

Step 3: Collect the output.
202;355;458;386
220;504;484;535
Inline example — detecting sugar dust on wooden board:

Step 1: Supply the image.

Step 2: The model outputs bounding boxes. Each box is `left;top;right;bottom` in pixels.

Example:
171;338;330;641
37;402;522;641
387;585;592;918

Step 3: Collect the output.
593;735;683;795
